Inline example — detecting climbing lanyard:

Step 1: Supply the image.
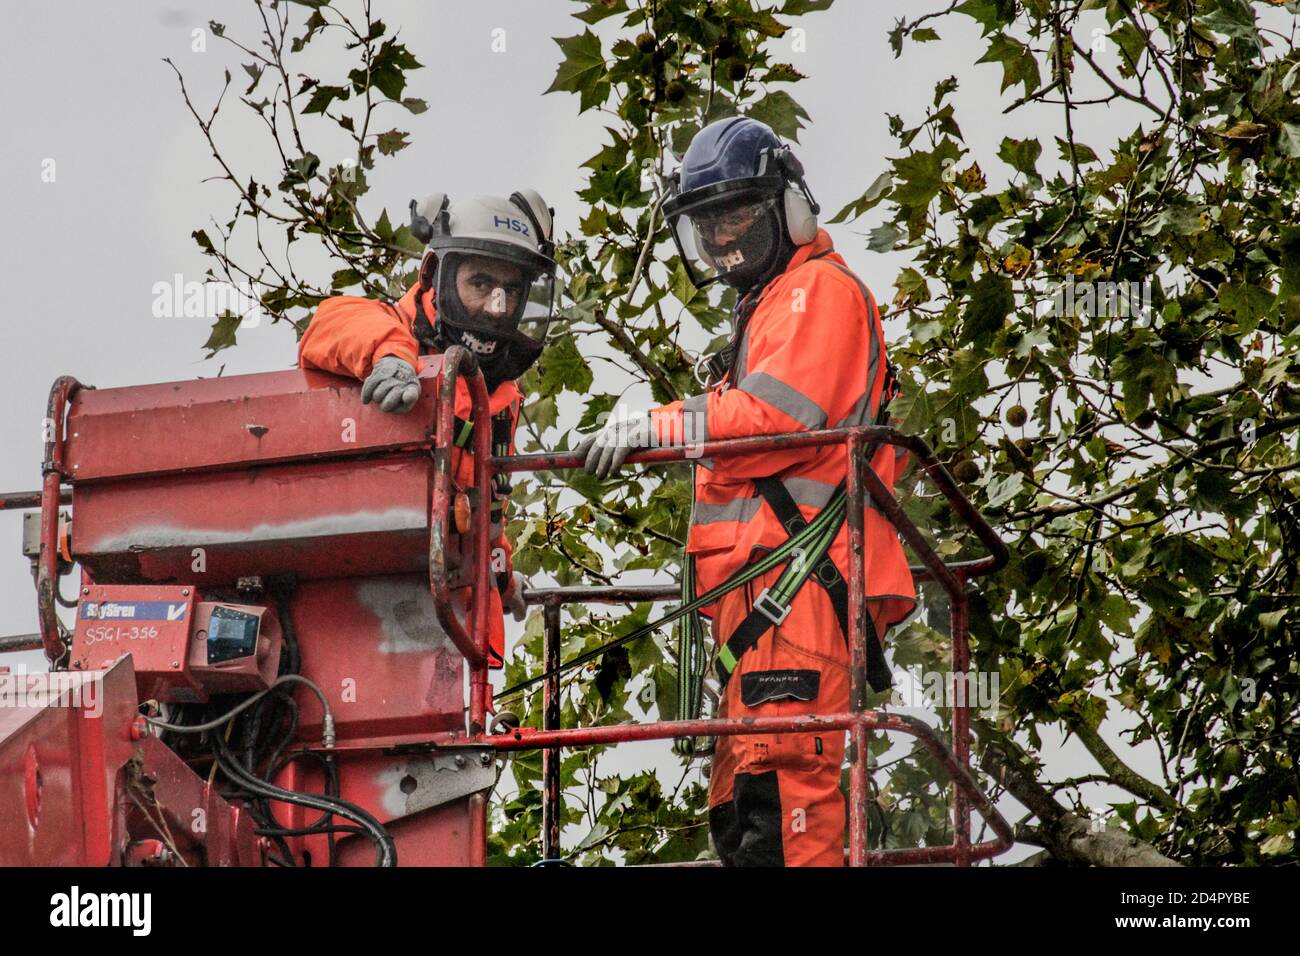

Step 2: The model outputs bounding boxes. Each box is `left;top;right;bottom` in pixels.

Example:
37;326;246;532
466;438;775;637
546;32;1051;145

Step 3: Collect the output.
493;485;848;704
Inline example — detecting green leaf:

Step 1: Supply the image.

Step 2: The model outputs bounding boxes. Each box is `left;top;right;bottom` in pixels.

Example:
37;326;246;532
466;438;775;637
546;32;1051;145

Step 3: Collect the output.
545;30;609;113
669;260;701;307
1056;135;1098;166
829;170;892;224
350;37;422;101
1110;20;1147;76
868;222;905;253
891;141;958;209
764;62;806;84
1196;0;1261;49
955;0;1011;35
578;393;618;431
1218;282;1274;327
537;333;593;396
302;84;349;115
574;0;629;24
780;0;835;13
985;472;1024;509
745;90;811;141
893;267;931;307
241;62;263;96
976;34;1041;97
202;314;241;357
376;129;410;156
998;136;1042;180
961;272;1014;345
1257;609;1287;631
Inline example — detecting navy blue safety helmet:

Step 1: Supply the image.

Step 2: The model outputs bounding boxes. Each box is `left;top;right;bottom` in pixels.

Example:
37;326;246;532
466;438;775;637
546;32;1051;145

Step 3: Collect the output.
663;117;820;292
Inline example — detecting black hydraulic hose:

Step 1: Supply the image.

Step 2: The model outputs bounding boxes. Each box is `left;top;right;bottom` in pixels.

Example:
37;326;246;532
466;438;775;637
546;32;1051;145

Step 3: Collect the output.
255;823;365;837
259;749;342;866
212;737;396;868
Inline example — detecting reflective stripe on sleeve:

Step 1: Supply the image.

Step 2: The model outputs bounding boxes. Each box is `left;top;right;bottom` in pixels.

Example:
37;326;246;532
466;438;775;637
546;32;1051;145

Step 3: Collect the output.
737;371;827;430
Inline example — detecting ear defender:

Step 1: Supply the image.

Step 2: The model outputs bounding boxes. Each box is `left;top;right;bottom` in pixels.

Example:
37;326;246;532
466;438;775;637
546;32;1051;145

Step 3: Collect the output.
773;148;819;245
783;186;819;245
410;192;450;244
509;188;556;258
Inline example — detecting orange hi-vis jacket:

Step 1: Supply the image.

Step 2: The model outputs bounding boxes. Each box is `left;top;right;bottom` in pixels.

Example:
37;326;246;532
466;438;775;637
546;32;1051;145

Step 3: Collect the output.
298;281;521;669
651;229;917;636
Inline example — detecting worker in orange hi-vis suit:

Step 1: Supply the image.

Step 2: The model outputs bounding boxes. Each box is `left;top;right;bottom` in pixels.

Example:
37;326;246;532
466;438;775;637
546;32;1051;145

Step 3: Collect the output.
576;118;917;866
298;190;559;670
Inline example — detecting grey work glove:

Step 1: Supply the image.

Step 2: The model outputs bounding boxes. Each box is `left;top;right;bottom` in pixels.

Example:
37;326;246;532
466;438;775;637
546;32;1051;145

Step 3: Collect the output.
361;356;421;413
575;410;654;479
503;571;528;622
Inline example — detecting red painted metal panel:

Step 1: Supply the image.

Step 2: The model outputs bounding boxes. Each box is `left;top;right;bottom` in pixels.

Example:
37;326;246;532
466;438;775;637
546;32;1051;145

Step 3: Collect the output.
72;457;448;586
136;735;260;866
0;659;138;865
64;358;447;481
287;575;466;744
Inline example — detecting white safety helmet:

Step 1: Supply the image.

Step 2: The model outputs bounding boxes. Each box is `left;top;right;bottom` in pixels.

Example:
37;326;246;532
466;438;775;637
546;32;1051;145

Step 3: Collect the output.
410;191;557;384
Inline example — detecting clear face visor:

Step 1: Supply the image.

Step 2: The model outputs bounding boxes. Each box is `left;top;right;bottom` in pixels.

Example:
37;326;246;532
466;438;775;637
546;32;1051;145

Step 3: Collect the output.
669;195;781;288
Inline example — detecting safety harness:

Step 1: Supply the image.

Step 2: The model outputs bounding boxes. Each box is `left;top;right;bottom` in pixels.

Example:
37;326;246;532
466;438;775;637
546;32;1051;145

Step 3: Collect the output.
674;253;899;753
496;478;864;702
497;254;904;755
671;377;898;754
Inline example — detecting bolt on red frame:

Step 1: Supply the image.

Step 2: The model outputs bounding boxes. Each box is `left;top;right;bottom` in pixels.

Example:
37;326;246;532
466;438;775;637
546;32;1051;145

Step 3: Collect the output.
429;348;1013;867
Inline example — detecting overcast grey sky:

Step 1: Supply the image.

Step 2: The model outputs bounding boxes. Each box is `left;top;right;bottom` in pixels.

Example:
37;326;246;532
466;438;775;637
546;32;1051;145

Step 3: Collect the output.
1;0;1212;863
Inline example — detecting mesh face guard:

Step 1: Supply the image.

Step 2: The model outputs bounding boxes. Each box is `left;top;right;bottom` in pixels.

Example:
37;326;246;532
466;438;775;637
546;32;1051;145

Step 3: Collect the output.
433;250;555;384
666;190;784;291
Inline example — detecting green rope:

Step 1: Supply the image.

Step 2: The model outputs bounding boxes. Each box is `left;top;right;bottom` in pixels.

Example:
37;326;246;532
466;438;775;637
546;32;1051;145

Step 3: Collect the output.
494;484;848;705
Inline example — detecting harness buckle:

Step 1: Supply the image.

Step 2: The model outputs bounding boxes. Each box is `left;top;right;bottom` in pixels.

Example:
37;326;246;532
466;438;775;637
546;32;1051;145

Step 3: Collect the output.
751;587;791;626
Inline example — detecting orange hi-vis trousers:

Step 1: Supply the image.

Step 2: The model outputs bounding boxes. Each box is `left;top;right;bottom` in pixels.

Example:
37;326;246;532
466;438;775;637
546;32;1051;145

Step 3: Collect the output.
707;564;892;867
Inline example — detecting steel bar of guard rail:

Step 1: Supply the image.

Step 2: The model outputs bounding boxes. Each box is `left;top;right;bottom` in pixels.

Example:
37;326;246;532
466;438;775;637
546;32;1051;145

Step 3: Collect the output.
0;633;42;654
541;601;562;860
36;377;81;665
474;420;1011;866
846;431;871;865
429;345;494;867
0;489;71;511
457;710;1013;866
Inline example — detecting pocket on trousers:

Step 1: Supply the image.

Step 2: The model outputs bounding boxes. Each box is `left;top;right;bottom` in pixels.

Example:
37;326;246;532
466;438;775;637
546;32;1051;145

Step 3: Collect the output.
740;669;820;707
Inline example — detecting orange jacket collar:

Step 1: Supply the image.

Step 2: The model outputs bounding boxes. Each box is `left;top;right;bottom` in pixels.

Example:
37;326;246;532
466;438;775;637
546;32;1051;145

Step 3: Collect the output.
785;228;836;272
